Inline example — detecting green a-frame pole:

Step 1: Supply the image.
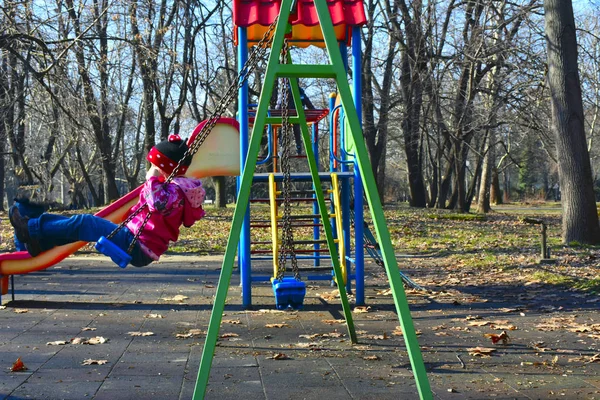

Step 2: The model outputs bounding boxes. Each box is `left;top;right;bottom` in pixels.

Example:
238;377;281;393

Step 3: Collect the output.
192;1;432;398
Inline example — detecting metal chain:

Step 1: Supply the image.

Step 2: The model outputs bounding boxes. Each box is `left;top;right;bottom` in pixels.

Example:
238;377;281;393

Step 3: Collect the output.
276;39;301;281
106;17;280;252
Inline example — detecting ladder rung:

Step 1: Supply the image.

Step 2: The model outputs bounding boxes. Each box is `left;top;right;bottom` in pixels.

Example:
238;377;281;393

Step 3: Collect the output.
282;248;330;253
283;214;330;219
292;240;328;245
251;249;274;254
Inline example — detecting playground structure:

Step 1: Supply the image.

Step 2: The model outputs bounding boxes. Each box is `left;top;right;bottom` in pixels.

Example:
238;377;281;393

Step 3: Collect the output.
193;0;431;399
236;1;368;309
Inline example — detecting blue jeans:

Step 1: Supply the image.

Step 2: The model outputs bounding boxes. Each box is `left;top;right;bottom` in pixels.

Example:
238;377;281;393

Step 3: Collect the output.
28;213;153;267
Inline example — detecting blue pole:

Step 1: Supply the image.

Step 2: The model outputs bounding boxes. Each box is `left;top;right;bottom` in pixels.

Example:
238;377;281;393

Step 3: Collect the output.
237;27;252;308
338;43;352;294
313;122;320;267
329;94;337;173
352;26;365;305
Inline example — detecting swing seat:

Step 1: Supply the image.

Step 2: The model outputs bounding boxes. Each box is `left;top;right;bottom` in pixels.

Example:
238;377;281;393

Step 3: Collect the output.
95;236;131;269
272;277;306;310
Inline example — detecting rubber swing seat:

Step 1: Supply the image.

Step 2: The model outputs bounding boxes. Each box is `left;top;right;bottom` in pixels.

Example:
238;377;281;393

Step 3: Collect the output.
95;236;131;268
272;277;306;310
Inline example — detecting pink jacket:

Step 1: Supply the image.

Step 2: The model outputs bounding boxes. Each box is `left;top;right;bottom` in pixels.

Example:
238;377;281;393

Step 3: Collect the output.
126;176;206;260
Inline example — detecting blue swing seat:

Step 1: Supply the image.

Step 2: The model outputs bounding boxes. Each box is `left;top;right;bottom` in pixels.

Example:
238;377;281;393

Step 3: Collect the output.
95;236;131;268
272;277;306;310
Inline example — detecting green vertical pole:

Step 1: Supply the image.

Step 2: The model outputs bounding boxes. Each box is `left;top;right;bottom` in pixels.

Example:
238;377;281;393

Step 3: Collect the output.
191;8;290;400
311;0;432;398
288;78;357;344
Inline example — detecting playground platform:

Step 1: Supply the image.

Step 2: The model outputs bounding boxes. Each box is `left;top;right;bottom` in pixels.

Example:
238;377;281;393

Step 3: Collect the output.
1;255;599;399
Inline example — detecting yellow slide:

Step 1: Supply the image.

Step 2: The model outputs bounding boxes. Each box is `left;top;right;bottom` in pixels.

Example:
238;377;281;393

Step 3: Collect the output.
0;118;240;292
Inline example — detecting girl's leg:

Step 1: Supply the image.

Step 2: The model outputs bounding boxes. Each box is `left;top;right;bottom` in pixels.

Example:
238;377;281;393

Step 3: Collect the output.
29;214;127;248
29;213;152;267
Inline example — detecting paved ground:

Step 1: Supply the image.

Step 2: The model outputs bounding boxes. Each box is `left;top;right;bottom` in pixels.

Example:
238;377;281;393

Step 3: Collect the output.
0;255;599;400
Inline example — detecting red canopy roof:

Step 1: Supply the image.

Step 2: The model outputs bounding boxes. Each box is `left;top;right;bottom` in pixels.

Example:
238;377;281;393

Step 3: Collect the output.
233;0;367;47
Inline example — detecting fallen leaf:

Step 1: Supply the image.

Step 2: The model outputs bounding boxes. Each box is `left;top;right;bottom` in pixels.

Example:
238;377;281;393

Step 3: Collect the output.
82;359;108;365
467;320;491;327
127;332;154;337
467;347;496;357
363;333;388;340
71;336;108;344
11;357;27;372
81;327;96;331
484;331;510;345
161;295;188;302
145;314;164;319
353;306;371;313
222;319;242;325
267;353;289;360
87;336;108;344
363;355;380;360
220;333;239;338
176;329;205;339
391;326;422;336
322;319;345;325
265;323;289;328
13;309;28;314
46;340;68;346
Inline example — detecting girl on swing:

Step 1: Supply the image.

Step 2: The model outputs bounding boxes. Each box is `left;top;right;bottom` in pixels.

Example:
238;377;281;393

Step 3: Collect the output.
9;134;206;267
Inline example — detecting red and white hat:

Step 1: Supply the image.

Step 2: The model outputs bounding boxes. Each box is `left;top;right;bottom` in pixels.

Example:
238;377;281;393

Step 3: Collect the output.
146;134;190;176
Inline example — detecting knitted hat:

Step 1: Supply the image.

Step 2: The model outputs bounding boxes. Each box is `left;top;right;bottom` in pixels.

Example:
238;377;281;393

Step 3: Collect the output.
146;134;190;176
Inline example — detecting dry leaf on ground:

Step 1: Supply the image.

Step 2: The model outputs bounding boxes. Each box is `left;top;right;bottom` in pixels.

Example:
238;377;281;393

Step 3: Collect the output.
71;336;108;344
161;295;188;302
82;359;108;365
222;319;242;325
267;353;289;360
322;319;345;325
265;323;289;328
145;314;164;319
484;331;510;345
363;355;380;360
10;357;27;372
176;329;206;339
467;347;496;357
127;332;154;337
467;320;491;327
46;340;68;346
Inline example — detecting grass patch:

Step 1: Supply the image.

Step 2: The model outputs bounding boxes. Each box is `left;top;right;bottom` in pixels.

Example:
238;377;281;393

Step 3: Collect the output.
530;271;600;293
424;213;486;221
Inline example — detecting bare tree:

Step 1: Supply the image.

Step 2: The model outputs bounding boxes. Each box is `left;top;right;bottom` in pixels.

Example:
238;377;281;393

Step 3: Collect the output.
544;0;600;244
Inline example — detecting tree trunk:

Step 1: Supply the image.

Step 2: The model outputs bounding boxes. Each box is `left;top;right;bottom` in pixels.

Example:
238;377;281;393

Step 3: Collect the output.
478;131;495;213
544;0;600;244
214;176;227;208
490;167;502;205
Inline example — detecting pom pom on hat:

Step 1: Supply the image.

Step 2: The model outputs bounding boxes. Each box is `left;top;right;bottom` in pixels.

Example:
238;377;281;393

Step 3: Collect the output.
147;134;190;175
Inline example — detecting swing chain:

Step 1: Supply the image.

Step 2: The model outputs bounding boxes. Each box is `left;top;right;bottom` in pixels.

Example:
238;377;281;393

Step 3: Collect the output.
105;17;281;252
276;39;300;282
165;15;280;184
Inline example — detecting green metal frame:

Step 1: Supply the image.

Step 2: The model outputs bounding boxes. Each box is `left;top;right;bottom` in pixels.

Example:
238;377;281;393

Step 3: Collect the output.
192;1;432;398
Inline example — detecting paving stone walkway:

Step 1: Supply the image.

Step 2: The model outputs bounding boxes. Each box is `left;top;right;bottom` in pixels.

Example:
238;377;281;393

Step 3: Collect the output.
0;255;599;399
